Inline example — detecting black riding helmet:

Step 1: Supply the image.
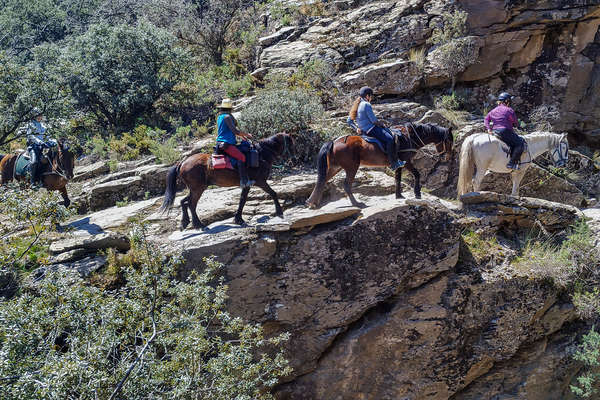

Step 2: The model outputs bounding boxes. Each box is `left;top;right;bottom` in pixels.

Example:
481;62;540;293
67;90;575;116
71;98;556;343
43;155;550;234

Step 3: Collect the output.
359;86;374;98
497;92;514;102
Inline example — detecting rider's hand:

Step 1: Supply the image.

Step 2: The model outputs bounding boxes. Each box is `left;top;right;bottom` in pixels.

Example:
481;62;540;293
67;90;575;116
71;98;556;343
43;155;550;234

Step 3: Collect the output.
357;128;362;134
243;132;253;139
488;130;493;134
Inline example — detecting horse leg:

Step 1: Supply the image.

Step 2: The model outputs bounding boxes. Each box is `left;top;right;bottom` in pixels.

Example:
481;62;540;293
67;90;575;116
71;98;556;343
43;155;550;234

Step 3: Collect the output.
234;187;251;225
395;167;404;199
58;186;70;208
180;194;191;230
473;168;486;192
188;186;207;230
511;170;526;197
256;180;283;218
343;165;366;208
405;162;421;199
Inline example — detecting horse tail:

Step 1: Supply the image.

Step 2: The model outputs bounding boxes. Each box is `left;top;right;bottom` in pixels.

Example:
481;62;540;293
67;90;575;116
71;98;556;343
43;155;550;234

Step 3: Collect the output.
306;140;334;208
457;136;475;199
159;162;181;213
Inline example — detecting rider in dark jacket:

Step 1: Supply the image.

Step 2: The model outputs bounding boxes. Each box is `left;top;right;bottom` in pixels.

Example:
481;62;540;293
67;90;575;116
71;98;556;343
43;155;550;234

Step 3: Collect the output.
485;92;524;170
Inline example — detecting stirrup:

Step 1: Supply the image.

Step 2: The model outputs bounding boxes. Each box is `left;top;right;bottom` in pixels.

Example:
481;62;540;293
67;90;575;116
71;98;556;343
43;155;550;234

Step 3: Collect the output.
390;160;406;171
506;162;519;170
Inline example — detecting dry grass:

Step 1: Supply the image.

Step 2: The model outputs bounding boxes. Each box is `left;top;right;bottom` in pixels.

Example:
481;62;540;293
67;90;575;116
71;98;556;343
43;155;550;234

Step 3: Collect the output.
408;47;426;70
436;108;469;128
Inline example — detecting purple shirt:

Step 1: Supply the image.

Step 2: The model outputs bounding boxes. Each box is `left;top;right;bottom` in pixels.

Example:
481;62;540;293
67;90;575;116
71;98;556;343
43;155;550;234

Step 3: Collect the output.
484;104;517;131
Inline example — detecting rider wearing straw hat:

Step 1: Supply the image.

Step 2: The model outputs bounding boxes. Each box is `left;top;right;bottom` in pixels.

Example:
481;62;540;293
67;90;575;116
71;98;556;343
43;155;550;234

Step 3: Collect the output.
485;92;524;170
216;99;255;188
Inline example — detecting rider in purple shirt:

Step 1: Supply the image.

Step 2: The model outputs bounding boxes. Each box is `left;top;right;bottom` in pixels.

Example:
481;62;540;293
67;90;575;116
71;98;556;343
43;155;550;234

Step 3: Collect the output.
484;92;524;170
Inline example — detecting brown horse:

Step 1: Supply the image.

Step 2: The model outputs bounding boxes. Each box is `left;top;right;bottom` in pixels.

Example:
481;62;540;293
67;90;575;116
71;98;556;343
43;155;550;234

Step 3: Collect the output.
0;139;75;206
160;132;294;229
306;123;453;208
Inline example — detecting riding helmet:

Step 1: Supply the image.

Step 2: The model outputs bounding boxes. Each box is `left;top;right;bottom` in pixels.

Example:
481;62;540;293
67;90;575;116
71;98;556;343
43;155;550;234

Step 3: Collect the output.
359;86;374;98
497;92;514;102
32;107;43;117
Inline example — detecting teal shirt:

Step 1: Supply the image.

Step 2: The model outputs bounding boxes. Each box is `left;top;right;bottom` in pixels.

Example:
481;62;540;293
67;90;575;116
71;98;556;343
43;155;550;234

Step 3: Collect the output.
216;114;237;144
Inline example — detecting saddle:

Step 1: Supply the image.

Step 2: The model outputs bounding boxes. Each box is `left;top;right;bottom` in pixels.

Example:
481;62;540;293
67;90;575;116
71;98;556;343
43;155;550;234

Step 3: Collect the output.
359;127;405;154
211;141;259;170
14;150;53;178
491;133;528;160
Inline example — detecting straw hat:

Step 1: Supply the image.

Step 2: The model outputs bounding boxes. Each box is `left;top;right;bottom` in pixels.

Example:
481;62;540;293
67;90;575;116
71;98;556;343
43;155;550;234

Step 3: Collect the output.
218;98;233;109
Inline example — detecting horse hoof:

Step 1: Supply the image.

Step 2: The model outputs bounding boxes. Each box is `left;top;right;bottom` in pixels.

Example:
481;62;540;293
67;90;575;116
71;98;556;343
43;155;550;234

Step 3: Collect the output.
234;217;246;226
415;194;422;199
396;194;405;199
353;202;367;209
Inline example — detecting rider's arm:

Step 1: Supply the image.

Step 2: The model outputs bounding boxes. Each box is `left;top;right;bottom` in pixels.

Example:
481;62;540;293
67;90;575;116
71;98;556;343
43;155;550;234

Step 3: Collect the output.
224;114;252;139
509;109;518;128
365;103;385;127
484;112;492;133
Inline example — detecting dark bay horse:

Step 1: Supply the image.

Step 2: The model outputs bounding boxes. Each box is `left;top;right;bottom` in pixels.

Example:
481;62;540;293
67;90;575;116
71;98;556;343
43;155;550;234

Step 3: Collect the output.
306;123;453;208
0;139;75;206
160;132;294;229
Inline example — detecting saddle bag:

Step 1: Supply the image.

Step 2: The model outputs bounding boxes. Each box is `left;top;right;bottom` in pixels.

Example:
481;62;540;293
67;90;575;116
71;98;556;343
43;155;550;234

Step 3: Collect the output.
211;154;233;170
248;149;259;168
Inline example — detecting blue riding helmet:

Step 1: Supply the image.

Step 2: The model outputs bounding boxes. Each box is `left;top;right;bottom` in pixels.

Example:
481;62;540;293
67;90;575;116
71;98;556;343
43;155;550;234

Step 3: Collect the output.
359;86;374;98
498;92;514;102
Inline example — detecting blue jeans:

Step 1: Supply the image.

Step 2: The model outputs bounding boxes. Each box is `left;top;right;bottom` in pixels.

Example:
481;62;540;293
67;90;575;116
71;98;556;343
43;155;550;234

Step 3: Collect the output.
367;126;393;146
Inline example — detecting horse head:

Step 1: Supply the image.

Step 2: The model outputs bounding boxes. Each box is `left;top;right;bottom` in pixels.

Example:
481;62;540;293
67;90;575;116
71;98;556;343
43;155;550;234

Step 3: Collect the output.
434;126;454;162
551;133;569;168
56;138;75;179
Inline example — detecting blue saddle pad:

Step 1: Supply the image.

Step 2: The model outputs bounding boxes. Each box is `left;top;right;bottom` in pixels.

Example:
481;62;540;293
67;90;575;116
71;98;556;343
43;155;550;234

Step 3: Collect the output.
360;135;386;153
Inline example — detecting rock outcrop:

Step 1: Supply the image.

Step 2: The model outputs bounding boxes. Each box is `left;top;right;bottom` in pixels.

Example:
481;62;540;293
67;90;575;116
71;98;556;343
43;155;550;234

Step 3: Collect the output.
258;0;600;145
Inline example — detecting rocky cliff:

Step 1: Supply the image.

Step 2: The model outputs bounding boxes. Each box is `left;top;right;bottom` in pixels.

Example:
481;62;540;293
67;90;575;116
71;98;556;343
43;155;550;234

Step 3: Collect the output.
43;149;599;399
257;0;600;145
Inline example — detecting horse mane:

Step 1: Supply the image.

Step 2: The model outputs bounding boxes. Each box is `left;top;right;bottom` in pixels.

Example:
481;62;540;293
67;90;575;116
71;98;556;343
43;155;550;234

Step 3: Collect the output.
256;133;286;162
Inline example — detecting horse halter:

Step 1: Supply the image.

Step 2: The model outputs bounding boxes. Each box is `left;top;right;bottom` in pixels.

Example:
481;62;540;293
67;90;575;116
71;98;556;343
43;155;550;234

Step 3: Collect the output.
551;137;569;168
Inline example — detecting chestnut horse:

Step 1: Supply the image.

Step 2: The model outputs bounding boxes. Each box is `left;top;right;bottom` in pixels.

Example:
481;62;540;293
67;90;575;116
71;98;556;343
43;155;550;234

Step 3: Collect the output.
306;123;453;208
0;139;75;206
160;132;294;229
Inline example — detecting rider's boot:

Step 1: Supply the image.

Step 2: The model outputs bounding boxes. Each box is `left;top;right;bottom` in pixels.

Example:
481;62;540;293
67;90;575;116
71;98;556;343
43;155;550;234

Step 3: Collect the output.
507;144;524;170
386;140;405;171
30;162;41;189
238;161;255;189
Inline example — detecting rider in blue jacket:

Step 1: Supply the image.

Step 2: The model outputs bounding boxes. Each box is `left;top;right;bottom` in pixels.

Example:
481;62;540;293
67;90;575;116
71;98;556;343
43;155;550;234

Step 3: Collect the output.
348;87;405;170
26;108;56;188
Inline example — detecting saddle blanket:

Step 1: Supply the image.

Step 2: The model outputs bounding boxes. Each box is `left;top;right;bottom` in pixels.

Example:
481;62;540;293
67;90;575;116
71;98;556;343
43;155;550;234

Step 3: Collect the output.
14;153;32;177
211;154;236;170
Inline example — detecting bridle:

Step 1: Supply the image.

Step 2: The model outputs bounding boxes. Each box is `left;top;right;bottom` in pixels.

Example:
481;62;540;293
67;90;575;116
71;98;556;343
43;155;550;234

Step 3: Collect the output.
551;136;569;167
406;123;452;155
52;141;71;178
281;134;293;159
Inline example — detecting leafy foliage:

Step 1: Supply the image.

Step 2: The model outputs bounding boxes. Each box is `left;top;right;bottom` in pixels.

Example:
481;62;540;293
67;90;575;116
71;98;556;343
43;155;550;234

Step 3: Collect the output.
571;327;600;398
0;223;291;399
0;186;70;296
238;88;325;164
64;21;193;132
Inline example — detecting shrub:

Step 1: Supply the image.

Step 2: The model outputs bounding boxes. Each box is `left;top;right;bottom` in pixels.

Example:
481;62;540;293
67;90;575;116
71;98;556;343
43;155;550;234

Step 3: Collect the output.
65;21;193;133
435;93;461;111
151;137;180;164
0;223;291;399
529;104;560;132
238;88;325;165
571;327;600;398
408;47;426;70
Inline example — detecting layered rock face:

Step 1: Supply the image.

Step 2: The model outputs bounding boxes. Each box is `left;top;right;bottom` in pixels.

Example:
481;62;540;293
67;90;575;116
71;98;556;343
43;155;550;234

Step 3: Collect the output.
258;0;600;145
155;192;588;400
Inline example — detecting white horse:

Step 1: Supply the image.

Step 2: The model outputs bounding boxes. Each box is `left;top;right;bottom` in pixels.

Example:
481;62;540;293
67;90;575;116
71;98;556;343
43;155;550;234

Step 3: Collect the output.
457;132;569;197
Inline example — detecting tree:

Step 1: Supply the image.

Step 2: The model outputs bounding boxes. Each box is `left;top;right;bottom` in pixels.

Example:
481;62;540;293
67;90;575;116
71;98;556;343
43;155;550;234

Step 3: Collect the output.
64;21;193;133
0;222;291;399
0;49;71;147
427;10;479;92
0;0;102;60
177;0;251;65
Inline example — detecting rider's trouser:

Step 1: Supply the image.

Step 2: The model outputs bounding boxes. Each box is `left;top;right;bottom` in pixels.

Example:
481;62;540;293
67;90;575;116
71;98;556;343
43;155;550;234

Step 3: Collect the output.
368;126;400;168
219;142;253;187
494;128;524;165
28;145;41;185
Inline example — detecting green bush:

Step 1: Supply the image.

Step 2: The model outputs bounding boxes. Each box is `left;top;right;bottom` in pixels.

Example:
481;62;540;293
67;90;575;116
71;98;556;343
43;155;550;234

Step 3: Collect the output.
238;88;325;165
0;223;291;399
435;93;461;111
65;21;193;133
151;137;180;165
571;327;600;398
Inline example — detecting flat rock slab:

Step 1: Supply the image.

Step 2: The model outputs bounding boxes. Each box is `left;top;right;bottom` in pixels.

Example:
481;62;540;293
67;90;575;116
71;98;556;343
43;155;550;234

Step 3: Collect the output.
50;232;130;254
73;161;109;182
69;197;161;233
34;256;107;280
460;191;583;230
286;204;361;229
